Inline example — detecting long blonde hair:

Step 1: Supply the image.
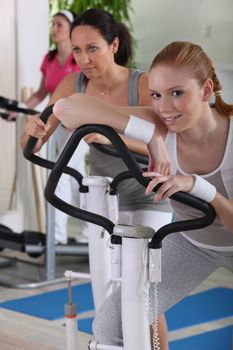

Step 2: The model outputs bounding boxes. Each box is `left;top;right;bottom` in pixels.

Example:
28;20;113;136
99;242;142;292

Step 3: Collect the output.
150;41;233;118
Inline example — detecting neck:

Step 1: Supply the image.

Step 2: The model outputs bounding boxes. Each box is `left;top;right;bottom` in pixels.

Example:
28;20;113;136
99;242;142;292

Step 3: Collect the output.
56;40;72;56
89;65;128;95
179;104;218;143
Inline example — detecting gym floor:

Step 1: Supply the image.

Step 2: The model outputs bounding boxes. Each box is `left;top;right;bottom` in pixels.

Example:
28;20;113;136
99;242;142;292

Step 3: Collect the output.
0;218;232;350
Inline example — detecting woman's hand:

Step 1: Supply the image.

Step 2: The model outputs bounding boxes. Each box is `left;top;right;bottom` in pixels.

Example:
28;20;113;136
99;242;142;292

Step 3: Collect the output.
84;133;111;145
7;111;19;121
20;114;52;153
147;130;171;176
143;173;195;202
24;114;51;138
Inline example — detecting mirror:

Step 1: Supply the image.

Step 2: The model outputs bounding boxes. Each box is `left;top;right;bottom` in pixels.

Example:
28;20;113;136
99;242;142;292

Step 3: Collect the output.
0;122;16;212
0;0;17;213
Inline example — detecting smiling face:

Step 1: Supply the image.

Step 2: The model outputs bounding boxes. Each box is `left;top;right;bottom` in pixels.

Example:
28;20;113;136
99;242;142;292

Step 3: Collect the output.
71;25;118;79
148;64;212;132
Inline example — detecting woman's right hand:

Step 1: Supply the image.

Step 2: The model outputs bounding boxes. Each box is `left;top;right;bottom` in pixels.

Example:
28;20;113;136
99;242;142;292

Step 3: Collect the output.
147;130;171;176
21;114;51;153
24;114;51;139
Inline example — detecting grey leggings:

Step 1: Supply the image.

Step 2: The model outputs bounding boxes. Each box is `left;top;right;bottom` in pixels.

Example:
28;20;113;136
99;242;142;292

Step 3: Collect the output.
93;232;233;346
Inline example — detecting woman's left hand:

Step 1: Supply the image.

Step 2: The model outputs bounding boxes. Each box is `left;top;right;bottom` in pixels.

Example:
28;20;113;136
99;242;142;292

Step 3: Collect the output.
84;133;111;145
143;172;195;202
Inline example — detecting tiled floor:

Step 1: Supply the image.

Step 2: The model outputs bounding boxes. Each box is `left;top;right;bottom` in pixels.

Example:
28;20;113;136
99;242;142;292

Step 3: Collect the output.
0;218;232;349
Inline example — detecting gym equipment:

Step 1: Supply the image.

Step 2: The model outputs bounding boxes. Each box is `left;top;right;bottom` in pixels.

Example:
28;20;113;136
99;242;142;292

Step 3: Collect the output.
0;95;38;119
22;104;150;291
0;101;88;288
43;122;216;350
0;96;46;267
65;271;79;350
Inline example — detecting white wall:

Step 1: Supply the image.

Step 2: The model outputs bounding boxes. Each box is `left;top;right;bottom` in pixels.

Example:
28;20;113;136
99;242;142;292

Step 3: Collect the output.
0;0;16;213
0;0;49;232
16;0;49;96
131;0;233;70
16;0;49;232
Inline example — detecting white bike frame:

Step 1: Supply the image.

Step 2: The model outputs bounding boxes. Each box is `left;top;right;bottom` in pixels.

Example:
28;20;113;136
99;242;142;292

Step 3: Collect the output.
65;176;164;350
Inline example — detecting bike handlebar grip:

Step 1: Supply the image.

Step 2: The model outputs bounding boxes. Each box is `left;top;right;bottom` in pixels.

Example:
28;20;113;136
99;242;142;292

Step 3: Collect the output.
0;95;17;107
23;104;54;159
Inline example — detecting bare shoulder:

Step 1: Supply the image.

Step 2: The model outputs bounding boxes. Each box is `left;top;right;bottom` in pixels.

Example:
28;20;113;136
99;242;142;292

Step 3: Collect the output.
137;72;151;106
50;72;78;104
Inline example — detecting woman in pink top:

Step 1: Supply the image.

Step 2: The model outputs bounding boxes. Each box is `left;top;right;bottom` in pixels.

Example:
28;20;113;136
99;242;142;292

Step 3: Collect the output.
24;9;80;107
18;10;88;245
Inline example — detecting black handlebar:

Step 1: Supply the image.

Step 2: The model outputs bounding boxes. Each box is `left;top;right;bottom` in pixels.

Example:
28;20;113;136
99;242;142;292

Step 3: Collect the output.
0;95;39;116
23;104;87;190
93;143;148;165
23;105;54;159
43;124;216;245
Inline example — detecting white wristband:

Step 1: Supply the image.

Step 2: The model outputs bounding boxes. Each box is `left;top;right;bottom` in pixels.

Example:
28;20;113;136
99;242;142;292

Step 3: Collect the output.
124;115;155;144
189;175;216;203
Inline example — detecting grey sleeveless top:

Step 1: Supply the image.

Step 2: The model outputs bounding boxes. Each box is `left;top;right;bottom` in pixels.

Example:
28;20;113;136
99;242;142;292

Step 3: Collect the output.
75;70;171;212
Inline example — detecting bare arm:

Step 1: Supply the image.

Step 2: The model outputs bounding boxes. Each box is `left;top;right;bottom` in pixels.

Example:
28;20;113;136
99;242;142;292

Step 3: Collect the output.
138;72;152;106
24;75;48;109
118;73;155;157
53;93;163;132
211;193;233;232
143;173;233;233
53;93;171;174
20;73;77;152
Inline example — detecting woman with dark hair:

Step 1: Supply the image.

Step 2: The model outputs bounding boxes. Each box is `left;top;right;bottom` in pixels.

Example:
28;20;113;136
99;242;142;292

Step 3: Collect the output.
20;9;172;346
21;8;172;238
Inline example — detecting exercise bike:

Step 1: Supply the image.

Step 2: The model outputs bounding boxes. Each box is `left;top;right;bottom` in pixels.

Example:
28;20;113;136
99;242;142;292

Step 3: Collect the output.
0;100;88;287
27;119;216;349
0;96;46;270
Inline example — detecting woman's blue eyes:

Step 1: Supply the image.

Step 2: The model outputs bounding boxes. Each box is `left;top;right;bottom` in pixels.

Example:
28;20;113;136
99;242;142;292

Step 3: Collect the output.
73;46;97;54
150;91;183;99
89;46;97;52
73;48;80;54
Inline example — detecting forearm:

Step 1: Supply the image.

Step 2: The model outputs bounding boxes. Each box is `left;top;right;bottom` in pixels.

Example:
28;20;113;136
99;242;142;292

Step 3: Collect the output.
211;193;233;233
24;90;47;110
20;113;59;151
53;93;129;132
119;135;149;156
20;75;75;152
53;93;164;134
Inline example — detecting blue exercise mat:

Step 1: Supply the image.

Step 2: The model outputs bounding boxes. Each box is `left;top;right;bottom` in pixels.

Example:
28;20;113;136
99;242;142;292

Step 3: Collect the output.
76;287;233;335
76;319;233;348
166;287;233;331
78;317;93;334
0;286;232;331
0;282;94;320
169;326;233;350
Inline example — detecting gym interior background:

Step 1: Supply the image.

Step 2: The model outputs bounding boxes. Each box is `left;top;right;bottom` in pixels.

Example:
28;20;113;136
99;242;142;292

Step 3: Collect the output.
1;0;233;233
0;1;232;349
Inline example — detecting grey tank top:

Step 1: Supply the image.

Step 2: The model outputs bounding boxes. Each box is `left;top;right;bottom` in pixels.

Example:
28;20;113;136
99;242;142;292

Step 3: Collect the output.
75;70;171;212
